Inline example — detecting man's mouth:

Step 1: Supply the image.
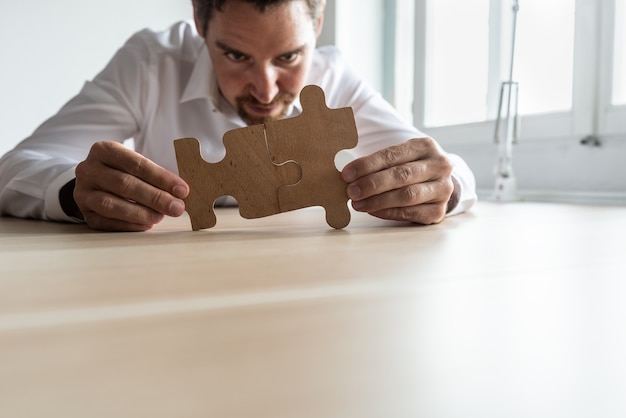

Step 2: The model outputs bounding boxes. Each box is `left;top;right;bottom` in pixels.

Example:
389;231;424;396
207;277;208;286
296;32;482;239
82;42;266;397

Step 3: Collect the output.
236;93;295;124
245;103;279;116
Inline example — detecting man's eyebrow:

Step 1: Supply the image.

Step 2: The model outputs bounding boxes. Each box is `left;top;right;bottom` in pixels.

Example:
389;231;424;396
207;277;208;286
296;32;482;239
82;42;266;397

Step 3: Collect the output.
215;40;307;58
215;41;247;56
280;45;307;56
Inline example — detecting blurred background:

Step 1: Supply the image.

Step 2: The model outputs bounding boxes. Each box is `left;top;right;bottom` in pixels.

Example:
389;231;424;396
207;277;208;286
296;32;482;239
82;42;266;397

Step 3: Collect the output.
1;0;624;203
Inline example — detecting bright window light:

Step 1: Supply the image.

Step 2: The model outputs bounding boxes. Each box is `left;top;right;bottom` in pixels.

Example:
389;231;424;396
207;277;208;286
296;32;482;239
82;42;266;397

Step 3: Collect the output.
614;0;626;105
424;0;490;127
514;0;575;115
423;0;576;128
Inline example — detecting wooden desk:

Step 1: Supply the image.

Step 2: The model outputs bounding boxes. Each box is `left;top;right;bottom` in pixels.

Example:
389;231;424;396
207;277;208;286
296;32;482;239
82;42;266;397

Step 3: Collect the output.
1;202;625;417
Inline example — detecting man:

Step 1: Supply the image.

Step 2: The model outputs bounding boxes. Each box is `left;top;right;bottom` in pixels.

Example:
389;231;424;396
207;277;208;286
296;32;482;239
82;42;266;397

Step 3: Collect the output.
0;0;476;232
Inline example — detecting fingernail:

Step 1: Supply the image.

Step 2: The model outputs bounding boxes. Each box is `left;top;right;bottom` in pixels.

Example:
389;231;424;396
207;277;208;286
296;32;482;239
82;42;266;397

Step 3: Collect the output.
352;200;366;211
173;185;188;199
347;184;361;199
343;167;356;182
170;199;185;215
151;212;165;223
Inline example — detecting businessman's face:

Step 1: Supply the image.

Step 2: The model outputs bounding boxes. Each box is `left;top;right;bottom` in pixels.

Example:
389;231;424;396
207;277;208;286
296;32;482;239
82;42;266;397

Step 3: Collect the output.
199;0;323;125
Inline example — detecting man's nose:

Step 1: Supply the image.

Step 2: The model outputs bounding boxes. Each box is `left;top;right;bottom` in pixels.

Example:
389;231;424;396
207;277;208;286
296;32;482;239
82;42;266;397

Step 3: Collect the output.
249;64;279;104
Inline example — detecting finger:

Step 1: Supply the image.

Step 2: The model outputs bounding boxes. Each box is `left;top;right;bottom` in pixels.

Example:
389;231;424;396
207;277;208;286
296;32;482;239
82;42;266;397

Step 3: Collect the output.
83;212;159;232
347;159;439;201
89;141;189;199
77;141;188;217
88;167;186;218
351;179;453;214
342;137;440;182
84;213;158;232
80;190;165;231
369;202;448;225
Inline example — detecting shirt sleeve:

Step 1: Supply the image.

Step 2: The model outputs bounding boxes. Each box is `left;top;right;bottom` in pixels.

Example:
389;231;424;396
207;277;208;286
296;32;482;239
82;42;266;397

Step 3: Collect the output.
0;32;151;221
446;154;478;216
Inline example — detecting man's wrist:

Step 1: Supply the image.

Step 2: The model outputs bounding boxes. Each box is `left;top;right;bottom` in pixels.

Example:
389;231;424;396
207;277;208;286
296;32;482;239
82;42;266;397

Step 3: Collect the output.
59;178;84;220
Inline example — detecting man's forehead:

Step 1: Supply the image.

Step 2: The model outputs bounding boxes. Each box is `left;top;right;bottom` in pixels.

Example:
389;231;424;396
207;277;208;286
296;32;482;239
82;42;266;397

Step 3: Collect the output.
207;1;315;45
216;0;282;13
210;0;312;17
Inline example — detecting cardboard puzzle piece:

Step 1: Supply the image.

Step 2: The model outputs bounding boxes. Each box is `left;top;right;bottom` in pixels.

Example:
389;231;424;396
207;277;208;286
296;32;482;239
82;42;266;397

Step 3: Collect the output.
174;84;358;230
174;125;301;230
265;85;358;229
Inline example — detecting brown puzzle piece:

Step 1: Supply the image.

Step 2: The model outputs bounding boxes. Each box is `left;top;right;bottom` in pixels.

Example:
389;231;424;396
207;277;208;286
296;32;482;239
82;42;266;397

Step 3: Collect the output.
264;85;358;229
174;125;301;230
173;84;358;230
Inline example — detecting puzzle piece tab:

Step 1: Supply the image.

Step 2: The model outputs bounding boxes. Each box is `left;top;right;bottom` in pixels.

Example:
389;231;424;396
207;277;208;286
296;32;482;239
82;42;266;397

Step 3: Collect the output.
174;125;301;230
264;85;358;229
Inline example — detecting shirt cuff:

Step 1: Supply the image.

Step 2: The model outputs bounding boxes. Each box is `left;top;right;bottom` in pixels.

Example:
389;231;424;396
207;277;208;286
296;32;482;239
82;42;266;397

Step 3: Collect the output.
445;159;478;217
44;166;82;222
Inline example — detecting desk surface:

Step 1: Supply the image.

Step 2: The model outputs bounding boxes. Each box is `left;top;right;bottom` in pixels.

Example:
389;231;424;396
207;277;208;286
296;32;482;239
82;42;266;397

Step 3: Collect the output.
1;202;625;417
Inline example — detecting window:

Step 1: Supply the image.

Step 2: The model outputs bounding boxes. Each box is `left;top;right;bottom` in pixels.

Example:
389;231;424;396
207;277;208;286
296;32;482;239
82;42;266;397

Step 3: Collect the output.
513;0;575;115
600;0;626;134
423;0;490;127
613;0;626;105
403;0;625;144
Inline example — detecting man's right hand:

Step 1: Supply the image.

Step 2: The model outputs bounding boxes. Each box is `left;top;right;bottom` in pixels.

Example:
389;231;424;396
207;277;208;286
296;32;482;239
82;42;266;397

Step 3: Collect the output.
73;141;189;231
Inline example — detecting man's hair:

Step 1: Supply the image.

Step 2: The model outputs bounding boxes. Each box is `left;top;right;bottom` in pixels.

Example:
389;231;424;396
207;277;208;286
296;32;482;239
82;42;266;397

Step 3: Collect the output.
192;0;324;36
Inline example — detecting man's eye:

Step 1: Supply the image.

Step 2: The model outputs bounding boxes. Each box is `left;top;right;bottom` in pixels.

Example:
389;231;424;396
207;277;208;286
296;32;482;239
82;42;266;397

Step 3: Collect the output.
279;52;299;63
225;51;246;62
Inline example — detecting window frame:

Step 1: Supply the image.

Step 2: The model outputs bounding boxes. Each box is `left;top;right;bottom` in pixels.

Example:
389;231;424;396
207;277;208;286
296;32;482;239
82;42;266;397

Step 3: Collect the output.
599;0;626;135
410;0;623;146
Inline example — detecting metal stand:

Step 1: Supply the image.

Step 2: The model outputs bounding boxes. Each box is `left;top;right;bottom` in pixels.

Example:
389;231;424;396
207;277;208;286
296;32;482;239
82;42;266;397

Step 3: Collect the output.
492;0;520;202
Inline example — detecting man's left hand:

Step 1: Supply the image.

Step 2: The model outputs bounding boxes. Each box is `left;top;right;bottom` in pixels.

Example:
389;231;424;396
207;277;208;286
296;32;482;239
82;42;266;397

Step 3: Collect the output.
341;137;458;224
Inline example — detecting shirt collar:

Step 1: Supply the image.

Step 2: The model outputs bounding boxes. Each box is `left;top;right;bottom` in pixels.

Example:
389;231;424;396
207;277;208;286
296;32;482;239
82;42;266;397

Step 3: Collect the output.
180;43;220;108
180;43;304;118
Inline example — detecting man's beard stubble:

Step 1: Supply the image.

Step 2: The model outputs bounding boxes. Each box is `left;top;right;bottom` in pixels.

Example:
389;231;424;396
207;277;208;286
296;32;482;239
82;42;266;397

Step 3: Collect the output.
236;92;296;125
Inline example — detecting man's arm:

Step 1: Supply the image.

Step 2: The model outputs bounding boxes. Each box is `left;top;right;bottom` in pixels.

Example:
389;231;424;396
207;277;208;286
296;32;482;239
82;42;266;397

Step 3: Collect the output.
1;28;177;228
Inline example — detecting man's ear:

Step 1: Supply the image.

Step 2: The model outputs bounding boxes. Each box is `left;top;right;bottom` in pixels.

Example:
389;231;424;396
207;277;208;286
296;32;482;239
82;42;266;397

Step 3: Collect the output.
192;3;205;37
315;14;324;38
315;0;326;38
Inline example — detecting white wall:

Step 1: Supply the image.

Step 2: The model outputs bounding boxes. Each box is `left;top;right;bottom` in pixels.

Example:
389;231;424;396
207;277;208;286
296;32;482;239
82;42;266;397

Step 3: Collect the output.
0;0;193;157
0;0;384;158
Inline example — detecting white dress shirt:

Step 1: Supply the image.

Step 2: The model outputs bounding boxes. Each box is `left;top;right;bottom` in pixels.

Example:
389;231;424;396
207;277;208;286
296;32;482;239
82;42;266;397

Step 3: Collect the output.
0;20;476;222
